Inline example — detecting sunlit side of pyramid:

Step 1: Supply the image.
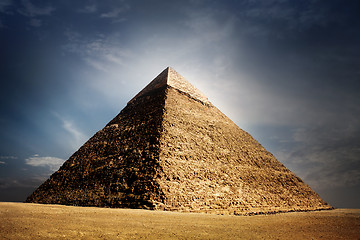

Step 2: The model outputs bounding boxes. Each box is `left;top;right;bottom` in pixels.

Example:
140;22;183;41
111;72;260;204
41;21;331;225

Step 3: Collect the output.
26;67;332;215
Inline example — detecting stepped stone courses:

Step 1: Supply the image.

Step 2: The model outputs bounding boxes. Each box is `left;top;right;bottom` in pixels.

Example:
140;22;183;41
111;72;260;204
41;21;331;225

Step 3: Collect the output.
26;67;332;215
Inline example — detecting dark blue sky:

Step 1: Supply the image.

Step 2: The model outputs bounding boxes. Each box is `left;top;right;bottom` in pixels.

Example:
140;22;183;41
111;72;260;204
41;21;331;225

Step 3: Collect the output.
1;0;359;208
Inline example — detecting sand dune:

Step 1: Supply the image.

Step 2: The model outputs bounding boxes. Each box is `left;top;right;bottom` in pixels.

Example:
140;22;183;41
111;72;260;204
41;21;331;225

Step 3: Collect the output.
1;202;359;239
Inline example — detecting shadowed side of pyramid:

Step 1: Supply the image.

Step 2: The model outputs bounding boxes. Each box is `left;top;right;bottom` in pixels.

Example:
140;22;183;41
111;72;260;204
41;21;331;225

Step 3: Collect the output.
26;67;332;214
25;79;168;208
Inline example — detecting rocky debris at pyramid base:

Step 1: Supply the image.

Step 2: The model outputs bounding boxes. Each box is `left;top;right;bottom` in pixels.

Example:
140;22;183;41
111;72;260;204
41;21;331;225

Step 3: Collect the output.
26;67;332;215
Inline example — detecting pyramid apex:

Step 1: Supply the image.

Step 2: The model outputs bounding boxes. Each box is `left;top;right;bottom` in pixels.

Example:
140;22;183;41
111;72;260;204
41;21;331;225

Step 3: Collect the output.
128;67;210;105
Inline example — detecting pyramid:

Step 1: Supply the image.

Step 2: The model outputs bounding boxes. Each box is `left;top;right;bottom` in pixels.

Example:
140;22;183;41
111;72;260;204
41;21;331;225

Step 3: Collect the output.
26;67;332;215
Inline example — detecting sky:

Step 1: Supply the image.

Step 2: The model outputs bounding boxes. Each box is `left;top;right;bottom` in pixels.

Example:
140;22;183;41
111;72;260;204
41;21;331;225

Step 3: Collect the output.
0;0;359;208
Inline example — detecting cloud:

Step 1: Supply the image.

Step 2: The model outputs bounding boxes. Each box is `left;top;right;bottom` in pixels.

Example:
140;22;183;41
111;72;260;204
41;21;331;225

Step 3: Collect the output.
29;18;42;27
62;119;85;144
0;161;5;164
25;155;65;171
16;0;55;29
0;0;13;28
84;57;109;72
0;179;24;189
52;112;87;151
19;0;55;17
100;5;130;19
79;4;97;13
229;0;352;41
276;123;360;191
0;156;17;159
0;0;12;13
0;175;49;189
63;33;110;72
62;29;134;71
63;29;103;56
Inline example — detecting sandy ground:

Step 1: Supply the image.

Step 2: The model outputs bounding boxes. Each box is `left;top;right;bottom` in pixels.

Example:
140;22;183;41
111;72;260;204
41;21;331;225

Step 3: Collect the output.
0;202;359;239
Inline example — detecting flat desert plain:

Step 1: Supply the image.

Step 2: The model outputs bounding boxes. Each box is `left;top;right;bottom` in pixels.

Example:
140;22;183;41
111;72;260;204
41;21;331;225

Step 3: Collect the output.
0;202;359;239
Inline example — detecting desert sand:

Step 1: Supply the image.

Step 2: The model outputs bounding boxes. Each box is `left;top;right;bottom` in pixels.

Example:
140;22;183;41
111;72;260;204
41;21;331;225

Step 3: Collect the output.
0;202;359;239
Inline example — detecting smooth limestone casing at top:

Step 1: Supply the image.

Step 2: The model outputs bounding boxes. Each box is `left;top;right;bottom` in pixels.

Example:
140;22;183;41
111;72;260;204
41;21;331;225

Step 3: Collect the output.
26;67;332;215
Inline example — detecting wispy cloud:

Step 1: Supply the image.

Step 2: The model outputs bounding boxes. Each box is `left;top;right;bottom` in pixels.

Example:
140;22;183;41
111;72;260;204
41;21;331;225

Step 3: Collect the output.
15;0;55;29
229;0;345;40
0;156;17;160
0;179;26;189
62;119;86;145
0;175;50;189
29;18;42;27
0;0;12;13
52;112;87;150
63;28;82;42
84;57;109;72
0;0;13;28
276;123;360;190
0;161;5;164
100;5;130;19
25;155;65;171
79;4;97;13
19;0;55;17
63;29;133;71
